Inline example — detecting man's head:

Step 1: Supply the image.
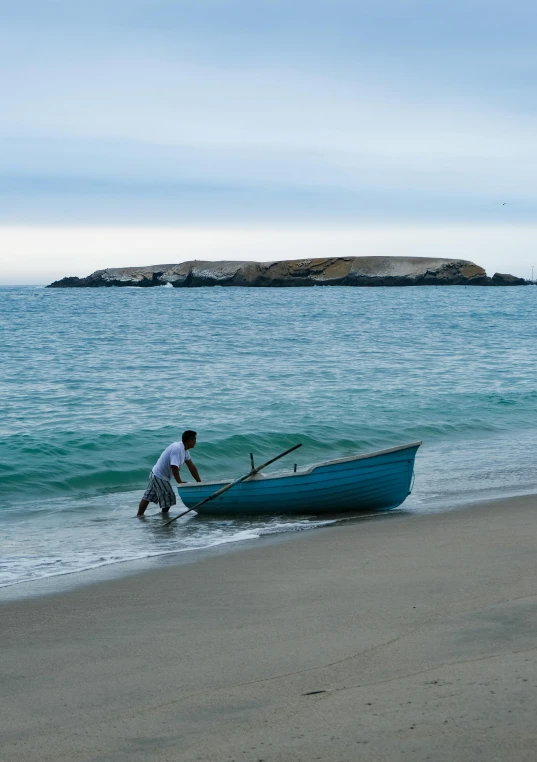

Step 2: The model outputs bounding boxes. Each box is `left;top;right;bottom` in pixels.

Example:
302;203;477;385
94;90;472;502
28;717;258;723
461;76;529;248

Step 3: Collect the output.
182;430;197;449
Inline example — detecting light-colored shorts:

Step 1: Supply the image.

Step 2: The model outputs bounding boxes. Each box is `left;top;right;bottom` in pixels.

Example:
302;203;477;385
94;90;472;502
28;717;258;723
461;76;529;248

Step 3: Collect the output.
142;472;177;511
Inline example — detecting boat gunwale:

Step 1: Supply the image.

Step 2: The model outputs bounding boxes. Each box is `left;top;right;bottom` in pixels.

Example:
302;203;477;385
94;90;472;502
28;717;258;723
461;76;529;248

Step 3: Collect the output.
179;441;422;490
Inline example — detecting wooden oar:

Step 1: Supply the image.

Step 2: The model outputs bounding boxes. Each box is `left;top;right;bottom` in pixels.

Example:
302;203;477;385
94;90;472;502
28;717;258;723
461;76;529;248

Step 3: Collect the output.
164;443;302;526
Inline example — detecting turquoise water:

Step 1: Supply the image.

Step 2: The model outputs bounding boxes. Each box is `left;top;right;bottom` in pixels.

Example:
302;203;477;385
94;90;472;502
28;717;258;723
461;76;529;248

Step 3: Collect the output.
1;284;536;589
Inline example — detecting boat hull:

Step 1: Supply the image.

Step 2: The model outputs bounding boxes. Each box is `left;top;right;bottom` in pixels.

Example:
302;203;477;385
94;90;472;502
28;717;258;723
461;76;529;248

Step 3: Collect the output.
178;442;421;516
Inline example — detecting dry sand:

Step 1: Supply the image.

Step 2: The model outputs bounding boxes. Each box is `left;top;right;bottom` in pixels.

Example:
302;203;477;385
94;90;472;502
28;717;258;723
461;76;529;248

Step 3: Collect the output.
1;495;537;761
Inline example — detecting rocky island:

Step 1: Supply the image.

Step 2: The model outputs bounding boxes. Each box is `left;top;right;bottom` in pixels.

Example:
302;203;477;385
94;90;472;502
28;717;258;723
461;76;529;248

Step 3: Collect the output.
48;256;527;288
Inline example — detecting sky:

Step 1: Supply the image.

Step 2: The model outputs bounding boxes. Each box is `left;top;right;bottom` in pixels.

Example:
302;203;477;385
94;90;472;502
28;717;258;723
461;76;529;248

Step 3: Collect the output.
1;0;536;283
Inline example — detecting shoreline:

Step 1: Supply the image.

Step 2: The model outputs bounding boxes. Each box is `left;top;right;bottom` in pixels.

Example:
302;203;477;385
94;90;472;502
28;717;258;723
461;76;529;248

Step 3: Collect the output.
2;492;537;761
0;510;378;603
2;487;537;603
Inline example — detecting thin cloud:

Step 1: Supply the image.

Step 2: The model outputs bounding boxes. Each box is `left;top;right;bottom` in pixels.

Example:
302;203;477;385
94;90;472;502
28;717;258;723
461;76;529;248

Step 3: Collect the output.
1;0;536;278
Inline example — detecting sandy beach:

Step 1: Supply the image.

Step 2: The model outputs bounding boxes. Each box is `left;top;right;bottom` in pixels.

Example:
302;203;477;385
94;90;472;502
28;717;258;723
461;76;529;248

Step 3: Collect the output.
1;495;537;761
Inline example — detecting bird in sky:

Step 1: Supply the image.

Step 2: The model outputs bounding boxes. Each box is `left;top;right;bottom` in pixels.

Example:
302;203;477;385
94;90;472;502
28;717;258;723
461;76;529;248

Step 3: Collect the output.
502;202;508;205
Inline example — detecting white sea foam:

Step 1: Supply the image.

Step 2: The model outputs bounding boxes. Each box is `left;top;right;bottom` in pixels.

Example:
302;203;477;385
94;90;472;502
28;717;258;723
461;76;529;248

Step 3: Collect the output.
0;511;333;589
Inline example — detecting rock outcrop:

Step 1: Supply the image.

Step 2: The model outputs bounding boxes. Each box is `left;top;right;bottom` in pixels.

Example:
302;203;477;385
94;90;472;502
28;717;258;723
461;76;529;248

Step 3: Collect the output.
48;257;528;288
490;272;528;286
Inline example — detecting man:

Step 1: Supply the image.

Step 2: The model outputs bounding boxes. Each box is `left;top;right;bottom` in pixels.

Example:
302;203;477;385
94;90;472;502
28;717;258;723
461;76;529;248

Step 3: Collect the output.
137;430;201;516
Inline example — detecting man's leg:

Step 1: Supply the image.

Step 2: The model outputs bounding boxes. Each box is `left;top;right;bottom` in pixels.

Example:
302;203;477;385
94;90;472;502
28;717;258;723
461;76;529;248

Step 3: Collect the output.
137;499;150;517
159;479;176;514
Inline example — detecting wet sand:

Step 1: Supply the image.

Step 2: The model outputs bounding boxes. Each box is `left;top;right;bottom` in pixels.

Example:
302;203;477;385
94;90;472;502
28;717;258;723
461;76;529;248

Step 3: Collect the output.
1;495;537;761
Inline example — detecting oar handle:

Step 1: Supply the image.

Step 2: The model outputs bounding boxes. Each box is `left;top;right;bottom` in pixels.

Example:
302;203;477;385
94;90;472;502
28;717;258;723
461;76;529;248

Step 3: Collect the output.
164;443;302;526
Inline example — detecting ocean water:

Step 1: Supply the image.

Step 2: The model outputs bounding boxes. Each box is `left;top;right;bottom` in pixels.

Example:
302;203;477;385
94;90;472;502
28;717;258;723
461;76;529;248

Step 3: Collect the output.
1;284;536;591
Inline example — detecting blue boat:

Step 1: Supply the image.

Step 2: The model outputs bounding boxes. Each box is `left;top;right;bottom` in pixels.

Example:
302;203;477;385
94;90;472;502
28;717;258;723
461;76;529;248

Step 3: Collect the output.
178;442;421;516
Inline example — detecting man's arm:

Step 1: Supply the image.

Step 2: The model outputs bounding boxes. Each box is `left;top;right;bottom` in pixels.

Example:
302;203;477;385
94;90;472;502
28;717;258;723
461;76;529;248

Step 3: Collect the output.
186;459;202;482
170;465;184;484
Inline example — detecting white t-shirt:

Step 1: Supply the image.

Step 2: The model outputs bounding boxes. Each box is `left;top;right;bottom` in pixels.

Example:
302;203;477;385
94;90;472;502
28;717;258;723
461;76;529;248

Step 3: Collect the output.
152;442;191;481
